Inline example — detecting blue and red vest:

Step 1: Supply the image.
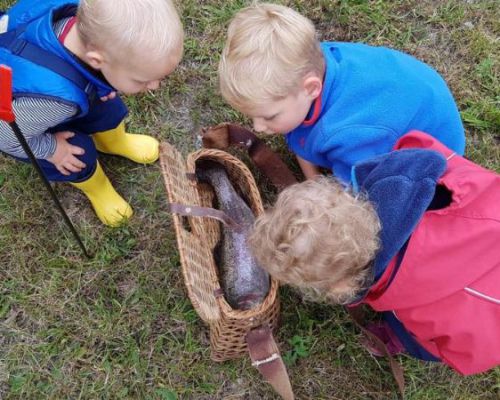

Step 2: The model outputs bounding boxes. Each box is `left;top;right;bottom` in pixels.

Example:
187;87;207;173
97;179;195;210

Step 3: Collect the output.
364;131;500;375
0;0;114;117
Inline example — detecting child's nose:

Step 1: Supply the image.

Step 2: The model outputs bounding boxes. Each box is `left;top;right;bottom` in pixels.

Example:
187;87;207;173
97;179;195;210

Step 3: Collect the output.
253;119;266;133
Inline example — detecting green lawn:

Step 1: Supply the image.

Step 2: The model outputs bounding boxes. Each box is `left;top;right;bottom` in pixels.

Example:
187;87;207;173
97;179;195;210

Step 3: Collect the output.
0;0;499;399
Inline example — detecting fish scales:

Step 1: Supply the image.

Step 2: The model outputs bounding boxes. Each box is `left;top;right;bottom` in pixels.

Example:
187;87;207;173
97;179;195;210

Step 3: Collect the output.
196;160;270;310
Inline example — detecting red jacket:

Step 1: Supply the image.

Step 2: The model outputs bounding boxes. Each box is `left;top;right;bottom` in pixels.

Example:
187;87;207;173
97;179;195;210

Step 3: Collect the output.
364;131;500;375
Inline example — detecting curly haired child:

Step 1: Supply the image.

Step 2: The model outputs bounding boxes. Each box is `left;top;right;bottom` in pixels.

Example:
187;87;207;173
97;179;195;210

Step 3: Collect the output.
249;131;500;375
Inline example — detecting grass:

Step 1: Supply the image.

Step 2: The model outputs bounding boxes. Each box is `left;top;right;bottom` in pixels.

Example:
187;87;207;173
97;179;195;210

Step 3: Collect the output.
0;0;499;399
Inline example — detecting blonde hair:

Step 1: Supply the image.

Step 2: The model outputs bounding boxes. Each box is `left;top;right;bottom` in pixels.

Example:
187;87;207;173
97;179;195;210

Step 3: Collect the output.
249;177;381;304
219;2;325;112
77;0;183;63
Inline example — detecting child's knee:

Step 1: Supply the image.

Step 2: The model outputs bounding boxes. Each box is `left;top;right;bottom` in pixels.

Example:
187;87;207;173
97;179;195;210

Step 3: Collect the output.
68;133;97;167
59;133;97;182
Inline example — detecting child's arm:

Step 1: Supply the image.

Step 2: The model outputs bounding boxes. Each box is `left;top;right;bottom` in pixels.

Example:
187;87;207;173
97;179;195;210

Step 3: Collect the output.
0;96;79;160
297;155;321;180
321;126;398;182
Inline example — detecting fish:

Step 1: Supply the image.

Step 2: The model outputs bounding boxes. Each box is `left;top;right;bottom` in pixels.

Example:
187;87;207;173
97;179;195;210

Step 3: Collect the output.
196;160;270;310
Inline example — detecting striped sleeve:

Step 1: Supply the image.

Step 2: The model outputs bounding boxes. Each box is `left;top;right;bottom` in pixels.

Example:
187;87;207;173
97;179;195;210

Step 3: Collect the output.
0;97;77;159
0;16;78;160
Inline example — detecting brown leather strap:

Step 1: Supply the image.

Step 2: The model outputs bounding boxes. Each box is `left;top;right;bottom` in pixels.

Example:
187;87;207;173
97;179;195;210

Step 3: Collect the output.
347;306;405;398
169;203;243;233
246;326;295;400
201;123;298;190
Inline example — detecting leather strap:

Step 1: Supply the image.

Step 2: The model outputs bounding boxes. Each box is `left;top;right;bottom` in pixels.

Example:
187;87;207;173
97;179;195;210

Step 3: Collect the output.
246;326;295;400
169;203;243;233
201;123;298;190
347;306;405;397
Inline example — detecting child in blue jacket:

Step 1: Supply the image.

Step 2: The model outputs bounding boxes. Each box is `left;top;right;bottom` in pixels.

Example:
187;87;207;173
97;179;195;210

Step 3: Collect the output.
218;2;465;182
0;0;183;226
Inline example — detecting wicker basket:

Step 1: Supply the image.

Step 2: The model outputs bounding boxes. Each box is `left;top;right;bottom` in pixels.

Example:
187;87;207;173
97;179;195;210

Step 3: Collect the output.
159;142;280;361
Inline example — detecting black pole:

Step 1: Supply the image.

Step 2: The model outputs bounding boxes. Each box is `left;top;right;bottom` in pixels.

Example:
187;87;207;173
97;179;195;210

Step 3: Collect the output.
8;120;92;259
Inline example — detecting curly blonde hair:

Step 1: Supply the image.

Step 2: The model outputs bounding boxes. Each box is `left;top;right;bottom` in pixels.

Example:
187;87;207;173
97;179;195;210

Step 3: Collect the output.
249;177;381;304
218;2;324;113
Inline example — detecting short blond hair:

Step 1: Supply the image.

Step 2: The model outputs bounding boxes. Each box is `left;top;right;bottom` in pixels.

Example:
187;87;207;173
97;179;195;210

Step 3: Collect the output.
219;2;325;112
77;0;183;63
249;178;381;304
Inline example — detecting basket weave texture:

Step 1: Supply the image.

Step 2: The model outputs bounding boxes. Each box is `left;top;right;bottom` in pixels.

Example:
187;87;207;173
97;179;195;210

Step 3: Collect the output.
159;143;280;361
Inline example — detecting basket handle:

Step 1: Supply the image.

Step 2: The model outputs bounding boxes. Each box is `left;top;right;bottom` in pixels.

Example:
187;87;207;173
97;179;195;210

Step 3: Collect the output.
169;203;243;233
201;123;298;190
246;326;295;400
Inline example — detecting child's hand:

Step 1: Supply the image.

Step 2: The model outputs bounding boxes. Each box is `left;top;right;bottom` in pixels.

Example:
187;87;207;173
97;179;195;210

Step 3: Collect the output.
297;156;321;180
47;131;86;176
100;91;117;102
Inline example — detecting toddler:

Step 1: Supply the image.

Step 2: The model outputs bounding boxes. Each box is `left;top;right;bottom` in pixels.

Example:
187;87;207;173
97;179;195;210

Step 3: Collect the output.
0;0;183;226
249;131;500;375
219;3;465;182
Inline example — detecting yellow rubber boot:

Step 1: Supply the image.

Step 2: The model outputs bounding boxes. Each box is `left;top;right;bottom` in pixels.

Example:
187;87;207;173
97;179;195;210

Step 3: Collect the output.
70;162;133;227
92;122;159;164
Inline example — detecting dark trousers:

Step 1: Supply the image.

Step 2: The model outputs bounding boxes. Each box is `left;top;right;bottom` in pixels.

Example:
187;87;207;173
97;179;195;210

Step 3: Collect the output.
16;96;127;182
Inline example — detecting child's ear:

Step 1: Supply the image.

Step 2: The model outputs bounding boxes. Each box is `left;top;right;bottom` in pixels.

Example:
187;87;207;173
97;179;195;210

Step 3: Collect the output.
303;75;322;99
84;50;105;70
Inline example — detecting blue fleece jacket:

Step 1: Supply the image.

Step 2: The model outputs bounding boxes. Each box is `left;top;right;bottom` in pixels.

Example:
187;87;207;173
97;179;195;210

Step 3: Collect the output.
352;148;447;360
286;42;465;182
353;148;447;279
